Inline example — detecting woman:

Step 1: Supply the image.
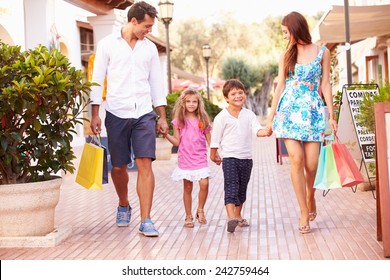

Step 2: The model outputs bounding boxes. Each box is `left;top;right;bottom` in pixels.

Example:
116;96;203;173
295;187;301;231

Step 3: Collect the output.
266;11;338;234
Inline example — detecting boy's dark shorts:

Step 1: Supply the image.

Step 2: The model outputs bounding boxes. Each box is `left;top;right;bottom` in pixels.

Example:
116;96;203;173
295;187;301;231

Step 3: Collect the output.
222;157;253;206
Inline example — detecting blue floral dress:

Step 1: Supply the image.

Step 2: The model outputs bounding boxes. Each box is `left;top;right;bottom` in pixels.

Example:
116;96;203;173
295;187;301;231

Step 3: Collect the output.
273;45;326;142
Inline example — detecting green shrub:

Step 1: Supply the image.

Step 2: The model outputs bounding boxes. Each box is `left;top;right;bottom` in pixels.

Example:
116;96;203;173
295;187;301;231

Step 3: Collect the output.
0;42;94;184
161;90;222;136
357;82;390;133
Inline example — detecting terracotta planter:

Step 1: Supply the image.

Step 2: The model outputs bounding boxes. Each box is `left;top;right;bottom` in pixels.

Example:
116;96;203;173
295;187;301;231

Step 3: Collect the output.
155;138;173;160
0;177;62;237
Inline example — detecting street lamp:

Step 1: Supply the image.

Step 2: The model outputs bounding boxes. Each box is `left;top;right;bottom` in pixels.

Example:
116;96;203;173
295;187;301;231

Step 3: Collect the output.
158;0;174;93
344;0;352;84
202;44;211;101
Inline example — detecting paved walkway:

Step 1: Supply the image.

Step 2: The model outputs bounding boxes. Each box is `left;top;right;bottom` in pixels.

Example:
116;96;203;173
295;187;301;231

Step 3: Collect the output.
0;136;387;260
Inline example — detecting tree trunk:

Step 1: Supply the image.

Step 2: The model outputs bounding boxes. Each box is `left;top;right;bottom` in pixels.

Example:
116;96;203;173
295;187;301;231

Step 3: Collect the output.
255;72;274;117
245;91;259;115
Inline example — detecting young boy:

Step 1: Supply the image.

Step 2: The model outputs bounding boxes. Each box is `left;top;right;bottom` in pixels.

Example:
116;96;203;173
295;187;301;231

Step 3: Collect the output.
210;79;271;233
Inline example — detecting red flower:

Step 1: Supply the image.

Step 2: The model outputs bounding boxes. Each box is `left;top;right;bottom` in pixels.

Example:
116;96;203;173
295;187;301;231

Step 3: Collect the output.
198;121;203;128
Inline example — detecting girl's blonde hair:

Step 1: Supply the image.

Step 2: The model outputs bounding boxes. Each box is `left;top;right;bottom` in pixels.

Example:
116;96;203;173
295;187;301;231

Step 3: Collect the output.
172;88;211;130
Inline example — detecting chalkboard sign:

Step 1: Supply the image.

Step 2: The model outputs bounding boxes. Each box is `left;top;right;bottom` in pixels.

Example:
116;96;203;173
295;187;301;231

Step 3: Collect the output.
344;84;379;163
276;139;289;165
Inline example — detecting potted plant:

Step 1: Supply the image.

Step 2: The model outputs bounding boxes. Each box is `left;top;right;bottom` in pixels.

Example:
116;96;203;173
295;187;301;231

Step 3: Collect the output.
357;82;390;133
357;82;390;175
0;42;92;237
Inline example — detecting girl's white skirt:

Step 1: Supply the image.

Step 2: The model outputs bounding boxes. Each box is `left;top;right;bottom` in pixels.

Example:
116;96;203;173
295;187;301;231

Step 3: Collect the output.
171;166;211;182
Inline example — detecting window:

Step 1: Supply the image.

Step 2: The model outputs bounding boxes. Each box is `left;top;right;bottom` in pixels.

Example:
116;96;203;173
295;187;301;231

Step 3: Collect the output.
366;55;379;83
79;25;94;65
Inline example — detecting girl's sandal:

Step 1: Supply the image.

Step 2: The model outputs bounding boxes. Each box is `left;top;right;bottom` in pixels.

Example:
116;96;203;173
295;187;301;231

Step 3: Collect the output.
184;215;194;228
196;209;207;224
298;224;311;234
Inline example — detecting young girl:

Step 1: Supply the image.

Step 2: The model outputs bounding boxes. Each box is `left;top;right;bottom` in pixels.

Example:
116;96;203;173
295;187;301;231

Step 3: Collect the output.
163;88;212;228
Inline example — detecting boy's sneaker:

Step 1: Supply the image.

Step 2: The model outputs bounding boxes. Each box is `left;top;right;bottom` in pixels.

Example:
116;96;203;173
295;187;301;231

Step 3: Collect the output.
139;218;159;237
116;205;132;227
227;218;239;233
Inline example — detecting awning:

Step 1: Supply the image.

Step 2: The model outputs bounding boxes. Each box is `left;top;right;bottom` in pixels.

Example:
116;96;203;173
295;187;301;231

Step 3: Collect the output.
172;79;202;91
64;0;134;15
312;4;390;44
172;66;204;84
146;33;174;54
171;66;226;92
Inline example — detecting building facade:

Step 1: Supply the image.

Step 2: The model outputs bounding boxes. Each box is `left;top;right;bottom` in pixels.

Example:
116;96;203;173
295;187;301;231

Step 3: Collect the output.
0;0;169;145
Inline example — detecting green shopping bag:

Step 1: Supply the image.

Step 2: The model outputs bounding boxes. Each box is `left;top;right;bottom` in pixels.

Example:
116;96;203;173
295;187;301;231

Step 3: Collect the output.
314;142;342;190
313;145;326;190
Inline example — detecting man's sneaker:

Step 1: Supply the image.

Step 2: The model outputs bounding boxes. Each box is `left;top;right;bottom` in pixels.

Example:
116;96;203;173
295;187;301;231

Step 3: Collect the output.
116;205;132;227
139;218;159;237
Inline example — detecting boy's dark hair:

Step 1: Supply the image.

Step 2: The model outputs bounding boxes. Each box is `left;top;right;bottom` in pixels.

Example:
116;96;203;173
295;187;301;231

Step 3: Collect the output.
222;79;246;98
127;1;158;23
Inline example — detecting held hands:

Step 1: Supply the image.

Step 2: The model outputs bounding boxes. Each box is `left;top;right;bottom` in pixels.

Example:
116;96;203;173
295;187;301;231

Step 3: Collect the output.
210;151;222;166
156;117;169;136
257;126;273;137
257;123;273;137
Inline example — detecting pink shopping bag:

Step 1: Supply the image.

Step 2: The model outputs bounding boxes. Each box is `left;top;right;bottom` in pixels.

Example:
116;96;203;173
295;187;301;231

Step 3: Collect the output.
332;136;365;187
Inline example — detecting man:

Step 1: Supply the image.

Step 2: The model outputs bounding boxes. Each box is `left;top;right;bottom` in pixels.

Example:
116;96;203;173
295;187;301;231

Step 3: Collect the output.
90;1;168;237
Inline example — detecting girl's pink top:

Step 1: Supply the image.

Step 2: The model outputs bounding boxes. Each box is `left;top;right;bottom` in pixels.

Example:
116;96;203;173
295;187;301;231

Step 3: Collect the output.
172;118;210;170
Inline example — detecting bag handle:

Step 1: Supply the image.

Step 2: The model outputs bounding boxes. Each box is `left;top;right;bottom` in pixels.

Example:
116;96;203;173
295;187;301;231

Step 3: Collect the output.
333;133;341;143
87;134;103;147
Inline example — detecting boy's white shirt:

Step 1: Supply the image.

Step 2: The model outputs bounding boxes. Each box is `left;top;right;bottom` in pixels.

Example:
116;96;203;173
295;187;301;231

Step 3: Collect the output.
210;107;262;159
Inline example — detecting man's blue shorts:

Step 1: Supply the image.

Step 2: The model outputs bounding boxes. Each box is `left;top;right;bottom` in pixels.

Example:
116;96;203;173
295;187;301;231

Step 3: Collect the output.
105;110;157;167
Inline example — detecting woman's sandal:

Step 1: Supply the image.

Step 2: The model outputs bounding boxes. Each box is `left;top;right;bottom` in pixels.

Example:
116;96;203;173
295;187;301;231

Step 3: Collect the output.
309;198;317;221
196;209;207;224
238;219;250;227
309;212;317;221
298;224;311;234
184;215;194;228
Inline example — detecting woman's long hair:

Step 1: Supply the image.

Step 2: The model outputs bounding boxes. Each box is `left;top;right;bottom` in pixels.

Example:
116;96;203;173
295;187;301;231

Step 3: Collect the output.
282;11;312;78
172;88;211;130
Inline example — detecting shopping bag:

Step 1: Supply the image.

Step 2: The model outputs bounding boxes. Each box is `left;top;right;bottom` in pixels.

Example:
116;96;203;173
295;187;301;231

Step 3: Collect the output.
314;142;342;190
102;147;108;184
90;135;109;184
75;135;108;190
313;144;327;190
332;137;364;187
